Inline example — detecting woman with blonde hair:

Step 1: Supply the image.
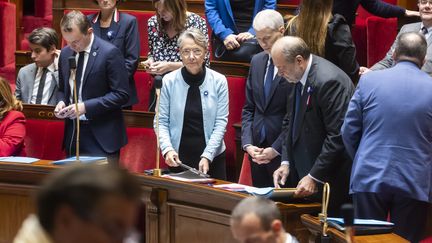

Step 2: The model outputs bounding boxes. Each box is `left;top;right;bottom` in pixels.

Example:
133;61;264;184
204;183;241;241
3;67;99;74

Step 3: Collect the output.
286;0;359;82
0;77;26;156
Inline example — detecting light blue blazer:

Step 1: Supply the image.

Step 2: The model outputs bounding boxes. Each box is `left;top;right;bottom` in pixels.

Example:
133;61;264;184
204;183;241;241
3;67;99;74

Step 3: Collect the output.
155;67;229;162
205;0;276;41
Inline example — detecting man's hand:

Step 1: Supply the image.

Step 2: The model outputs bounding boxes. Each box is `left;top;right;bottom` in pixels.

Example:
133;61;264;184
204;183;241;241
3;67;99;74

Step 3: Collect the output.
59;103;86;119
295;175;317;197
223;34;240;50
254;147;278;164
54;101;67;119
236;32;254;42
273;164;289;188
164;150;181;167
405;10;419;18
359;66;371;75
198;157;210;174
245;145;263;160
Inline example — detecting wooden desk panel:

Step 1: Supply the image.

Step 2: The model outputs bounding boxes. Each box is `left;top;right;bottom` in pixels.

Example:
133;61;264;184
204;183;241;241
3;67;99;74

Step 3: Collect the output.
0;161;320;243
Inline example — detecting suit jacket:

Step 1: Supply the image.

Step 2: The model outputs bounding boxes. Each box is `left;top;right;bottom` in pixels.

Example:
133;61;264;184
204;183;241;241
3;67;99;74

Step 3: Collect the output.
241;52;292;154
15;63;58;105
371;22;432;75
282;55;354;210
333;0;405;26
0;110;26;156
342;61;432;203
57;35;129;153
205;0;276;40
88;9;140;107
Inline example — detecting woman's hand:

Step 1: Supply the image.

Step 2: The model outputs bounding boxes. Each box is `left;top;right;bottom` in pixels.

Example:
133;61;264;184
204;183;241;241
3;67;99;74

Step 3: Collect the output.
198;157;210;175
223;34;240;50
236;32;254;42
164;150;181;167
147;61;180;75
141;58;154;70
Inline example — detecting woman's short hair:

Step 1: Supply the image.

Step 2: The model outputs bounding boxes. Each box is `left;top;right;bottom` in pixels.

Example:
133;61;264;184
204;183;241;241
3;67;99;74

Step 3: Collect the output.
0;77;22;119
253;9;284;32
28;27;59;51
177;28;208;51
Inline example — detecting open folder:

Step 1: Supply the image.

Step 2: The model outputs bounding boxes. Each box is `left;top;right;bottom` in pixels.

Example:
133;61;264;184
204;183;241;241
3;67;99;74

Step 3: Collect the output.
326;217;394;235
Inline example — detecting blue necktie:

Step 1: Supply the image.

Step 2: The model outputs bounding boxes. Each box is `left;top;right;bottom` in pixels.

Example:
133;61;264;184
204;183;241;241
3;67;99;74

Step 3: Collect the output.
260;58;274;143
263;58;274;103
292;82;303;142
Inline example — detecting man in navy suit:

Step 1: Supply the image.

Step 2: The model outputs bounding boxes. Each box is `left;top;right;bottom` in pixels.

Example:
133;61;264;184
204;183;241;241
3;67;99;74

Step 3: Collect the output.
271;36;354;215
54;10;129;164
342;32;432;242
241;10;292;187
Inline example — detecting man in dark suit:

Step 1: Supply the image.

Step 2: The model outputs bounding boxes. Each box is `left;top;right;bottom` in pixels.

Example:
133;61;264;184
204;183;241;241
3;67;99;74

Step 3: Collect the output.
333;0;418;27
271;36;354;215
54;10;129;164
15;27;60;105
241;10;292;188
342;32;432;242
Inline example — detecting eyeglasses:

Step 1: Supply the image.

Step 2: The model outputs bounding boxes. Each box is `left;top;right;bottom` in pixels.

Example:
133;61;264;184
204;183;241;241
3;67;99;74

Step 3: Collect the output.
180;48;204;57
420;0;432;5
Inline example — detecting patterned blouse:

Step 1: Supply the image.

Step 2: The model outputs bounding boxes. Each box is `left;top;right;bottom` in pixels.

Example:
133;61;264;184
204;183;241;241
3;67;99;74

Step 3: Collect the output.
147;12;210;66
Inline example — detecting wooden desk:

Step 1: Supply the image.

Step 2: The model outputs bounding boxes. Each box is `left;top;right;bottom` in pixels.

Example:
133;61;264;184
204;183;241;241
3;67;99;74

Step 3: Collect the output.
0;161;320;243
300;214;409;243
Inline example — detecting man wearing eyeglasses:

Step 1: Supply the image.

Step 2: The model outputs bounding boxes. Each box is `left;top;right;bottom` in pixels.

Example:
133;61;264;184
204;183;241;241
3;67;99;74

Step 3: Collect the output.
13;164;142;243
361;0;432;75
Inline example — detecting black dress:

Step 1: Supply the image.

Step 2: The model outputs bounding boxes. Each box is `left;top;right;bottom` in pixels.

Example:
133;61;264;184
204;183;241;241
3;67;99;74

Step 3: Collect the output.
172;67;227;180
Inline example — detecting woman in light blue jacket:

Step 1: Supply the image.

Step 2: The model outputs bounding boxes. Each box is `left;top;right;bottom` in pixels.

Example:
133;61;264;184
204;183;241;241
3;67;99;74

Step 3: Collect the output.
155;28;229;179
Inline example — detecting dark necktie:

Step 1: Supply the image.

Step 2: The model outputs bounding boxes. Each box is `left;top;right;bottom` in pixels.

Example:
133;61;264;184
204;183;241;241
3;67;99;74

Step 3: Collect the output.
260;58;275;143
263;58;274;103
75;51;85;97
35;67;48;104
422;26;428;36
292;82;303;142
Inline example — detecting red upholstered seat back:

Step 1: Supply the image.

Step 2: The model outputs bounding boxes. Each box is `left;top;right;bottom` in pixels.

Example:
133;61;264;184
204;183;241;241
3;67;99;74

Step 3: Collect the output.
133;71;153;111
225;76;246;170
25;119;66;160
122;10;154;57
34;0;52;18
277;0;300;4
120;127;167;173
0;1;16;67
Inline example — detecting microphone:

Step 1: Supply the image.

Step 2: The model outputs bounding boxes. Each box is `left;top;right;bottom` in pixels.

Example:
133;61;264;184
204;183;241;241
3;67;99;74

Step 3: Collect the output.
68;55;80;162
153;75;163;176
342;204;355;243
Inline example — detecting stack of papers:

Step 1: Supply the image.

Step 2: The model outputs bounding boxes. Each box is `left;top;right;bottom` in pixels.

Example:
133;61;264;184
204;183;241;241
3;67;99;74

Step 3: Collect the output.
0;157;39;164
52;156;108;165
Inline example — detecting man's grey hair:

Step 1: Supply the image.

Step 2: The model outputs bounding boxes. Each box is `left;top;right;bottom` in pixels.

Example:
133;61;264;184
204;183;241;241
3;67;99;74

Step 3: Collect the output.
394;32;427;67
231;197;281;231
253;9;284;32
272;36;311;63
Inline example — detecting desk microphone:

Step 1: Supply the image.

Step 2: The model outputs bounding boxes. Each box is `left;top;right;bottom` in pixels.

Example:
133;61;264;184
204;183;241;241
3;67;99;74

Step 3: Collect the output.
342;204;355;243
68;56;80;162
153;75;163;176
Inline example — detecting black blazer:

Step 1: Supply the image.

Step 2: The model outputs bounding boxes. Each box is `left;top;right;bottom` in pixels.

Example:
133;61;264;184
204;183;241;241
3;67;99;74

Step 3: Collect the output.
282;55;354;212
241;52;293;153
57;35;129;153
88;10;140;107
332;0;405;26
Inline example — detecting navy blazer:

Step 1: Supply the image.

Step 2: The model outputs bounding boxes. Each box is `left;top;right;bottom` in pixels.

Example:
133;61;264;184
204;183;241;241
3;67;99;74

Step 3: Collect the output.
88;9;140;107
57;35;129;153
333;0;405;26
241;52;292;153
342;61;432;203
205;0;276;41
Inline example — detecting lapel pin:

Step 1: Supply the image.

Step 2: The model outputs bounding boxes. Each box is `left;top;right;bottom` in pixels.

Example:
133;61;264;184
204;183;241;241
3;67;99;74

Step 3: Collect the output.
204;91;209;96
92;51;97;57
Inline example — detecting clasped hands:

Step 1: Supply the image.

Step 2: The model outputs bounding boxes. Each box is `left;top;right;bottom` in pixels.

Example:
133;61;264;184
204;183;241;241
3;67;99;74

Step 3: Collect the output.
246;145;278;164
223;32;254;50
164;150;210;175
54;101;86;119
272;164;318;198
